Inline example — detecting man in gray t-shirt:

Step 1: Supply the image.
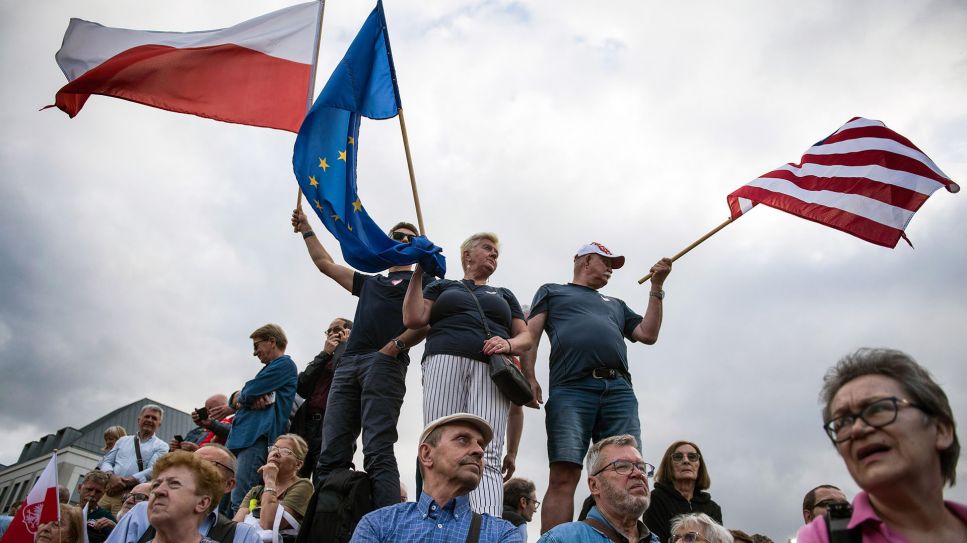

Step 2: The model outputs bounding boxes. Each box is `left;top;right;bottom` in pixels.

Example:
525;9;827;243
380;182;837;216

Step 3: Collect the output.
522;242;671;534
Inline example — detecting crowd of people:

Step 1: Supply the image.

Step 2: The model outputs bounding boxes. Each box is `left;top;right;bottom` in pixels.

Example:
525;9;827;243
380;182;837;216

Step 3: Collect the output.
4;214;962;543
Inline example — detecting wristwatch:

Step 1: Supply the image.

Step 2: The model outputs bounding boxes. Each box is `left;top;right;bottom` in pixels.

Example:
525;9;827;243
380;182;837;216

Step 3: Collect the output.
392;338;407;352
649;289;665;300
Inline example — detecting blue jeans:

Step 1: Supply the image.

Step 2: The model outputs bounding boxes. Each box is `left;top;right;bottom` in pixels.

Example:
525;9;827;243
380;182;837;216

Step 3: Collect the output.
315;351;408;508
545;377;641;465
230;435;267;515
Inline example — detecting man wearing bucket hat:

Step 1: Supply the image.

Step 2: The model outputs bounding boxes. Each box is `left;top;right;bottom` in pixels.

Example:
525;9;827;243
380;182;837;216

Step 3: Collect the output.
522;243;672;533
351;413;522;542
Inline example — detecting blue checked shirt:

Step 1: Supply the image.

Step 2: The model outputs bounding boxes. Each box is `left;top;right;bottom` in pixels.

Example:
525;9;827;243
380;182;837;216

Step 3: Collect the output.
350;493;522;542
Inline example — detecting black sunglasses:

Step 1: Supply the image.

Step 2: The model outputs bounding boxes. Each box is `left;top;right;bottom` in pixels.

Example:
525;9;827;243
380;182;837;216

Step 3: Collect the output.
391;231;414;241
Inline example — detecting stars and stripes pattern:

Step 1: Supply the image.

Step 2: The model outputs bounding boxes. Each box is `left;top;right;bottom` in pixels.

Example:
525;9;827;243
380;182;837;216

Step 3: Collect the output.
727;117;959;248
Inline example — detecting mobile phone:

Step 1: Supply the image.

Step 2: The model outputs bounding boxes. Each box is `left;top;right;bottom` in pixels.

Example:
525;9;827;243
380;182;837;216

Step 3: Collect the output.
174;435;184;443
195;407;209;420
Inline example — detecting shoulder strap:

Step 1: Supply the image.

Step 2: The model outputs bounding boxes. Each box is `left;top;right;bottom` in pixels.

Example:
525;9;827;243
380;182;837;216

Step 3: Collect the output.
583;517;627;543
456;280;492;338
207;514;237;543
133;436;144;472
824;511;862;543
465;512;482;543
136;525;155;543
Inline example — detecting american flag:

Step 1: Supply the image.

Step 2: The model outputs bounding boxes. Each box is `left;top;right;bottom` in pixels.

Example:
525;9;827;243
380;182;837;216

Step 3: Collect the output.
727;117;960;248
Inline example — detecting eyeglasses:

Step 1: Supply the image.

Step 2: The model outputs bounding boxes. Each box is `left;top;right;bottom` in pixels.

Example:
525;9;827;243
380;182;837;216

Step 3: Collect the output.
325;326;345;335
671;452;701;463
391;231;414;241
253;339;271;350
525;497;541;509
671;532;709;543
268;445;296;457
823;397;923;443
210;459;235;474
591;460;655;478
122;492;149;503
813;499;848;510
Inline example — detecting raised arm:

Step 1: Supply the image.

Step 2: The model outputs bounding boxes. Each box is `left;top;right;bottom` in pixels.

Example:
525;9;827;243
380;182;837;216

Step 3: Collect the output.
631;257;672;344
291;208;354;292
402;265;433;328
520;312;547;409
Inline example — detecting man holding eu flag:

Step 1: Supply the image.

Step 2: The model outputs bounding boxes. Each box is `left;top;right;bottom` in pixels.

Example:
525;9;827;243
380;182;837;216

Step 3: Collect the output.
290;0;445;508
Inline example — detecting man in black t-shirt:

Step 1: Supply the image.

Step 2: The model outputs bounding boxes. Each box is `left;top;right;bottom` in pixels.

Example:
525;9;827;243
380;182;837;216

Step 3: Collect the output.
291;209;430;508
521;242;672;533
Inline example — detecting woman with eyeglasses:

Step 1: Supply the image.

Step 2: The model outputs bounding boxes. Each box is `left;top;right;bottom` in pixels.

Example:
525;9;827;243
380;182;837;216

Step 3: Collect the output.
233;434;312;542
644;441;723;543
404;232;532;516
669;513;733;543
796;348;965;543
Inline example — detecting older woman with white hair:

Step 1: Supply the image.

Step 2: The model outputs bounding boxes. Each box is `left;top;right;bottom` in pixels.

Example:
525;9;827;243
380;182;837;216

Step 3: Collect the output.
403;232;532;516
669;513;733;543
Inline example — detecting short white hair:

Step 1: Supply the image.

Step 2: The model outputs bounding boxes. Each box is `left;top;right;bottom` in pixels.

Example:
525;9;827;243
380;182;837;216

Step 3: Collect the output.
585;434;638;474
139;404;164;419
670;513;733;543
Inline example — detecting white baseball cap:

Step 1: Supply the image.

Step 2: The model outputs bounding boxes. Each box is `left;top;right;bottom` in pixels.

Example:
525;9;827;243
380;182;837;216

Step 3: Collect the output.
575;242;626;269
419;413;493;446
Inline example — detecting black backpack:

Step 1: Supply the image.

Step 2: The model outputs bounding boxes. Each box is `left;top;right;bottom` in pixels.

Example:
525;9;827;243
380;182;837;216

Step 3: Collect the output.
296;469;373;543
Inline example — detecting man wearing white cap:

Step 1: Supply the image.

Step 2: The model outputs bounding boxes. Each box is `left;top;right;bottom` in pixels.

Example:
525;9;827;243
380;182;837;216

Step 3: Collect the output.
351;413;522;542
522;243;672;533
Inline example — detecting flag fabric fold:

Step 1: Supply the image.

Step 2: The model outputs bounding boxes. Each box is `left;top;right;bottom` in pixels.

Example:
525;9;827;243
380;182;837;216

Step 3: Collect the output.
49;2;321;132
0;453;59;543
293;1;446;277
727;117;959;248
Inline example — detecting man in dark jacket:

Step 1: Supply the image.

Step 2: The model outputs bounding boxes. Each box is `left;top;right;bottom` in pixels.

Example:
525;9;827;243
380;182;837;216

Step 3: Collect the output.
503;478;537;542
292;318;351;478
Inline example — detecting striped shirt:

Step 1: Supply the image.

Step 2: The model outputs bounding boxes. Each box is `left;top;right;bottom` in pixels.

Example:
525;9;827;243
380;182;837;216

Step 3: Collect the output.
350;493;522;542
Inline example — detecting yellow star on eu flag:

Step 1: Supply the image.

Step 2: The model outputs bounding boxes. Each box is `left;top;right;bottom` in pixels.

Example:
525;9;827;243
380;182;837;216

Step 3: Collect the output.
308;176;319;187
331;213;341;222
352;198;363;212
347;136;355;145
315;199;322;210
318;157;329;171
338;150;347;162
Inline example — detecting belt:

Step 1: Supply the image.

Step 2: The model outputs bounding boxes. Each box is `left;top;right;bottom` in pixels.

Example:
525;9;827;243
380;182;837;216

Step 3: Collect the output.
310;413;324;421
590;367;621;379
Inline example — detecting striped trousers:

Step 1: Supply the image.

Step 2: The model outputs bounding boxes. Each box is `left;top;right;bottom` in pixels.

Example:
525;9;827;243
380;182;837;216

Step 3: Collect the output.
422;353;509;516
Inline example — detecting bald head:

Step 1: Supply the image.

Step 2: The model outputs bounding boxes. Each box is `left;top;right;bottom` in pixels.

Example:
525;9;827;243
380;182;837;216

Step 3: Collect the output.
194;444;237;493
205;394;228;410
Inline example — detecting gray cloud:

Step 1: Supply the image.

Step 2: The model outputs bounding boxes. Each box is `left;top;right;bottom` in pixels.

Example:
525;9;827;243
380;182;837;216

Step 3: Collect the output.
2;1;965;540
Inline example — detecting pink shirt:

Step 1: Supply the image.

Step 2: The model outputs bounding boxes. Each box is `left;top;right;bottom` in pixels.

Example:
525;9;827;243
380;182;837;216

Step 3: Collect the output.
796;491;967;543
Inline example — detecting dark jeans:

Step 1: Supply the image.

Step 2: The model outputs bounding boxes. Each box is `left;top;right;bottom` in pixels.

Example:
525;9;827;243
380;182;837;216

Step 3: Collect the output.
231;435;268;515
315;351;408;508
298;413;325;479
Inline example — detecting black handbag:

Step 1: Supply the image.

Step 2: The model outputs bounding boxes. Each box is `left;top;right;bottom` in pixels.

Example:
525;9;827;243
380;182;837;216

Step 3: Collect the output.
456;280;534;406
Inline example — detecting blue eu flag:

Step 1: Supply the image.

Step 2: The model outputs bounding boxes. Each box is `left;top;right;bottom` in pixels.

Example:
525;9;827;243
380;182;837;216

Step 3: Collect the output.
293;1;446;277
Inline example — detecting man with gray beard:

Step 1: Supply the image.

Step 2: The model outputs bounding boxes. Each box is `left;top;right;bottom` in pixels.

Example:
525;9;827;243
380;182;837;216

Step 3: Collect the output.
538;435;659;542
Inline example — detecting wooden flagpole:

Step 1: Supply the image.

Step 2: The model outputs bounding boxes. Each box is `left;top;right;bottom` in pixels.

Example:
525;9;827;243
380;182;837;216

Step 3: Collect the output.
397;107;426;235
297;0;327;211
638;217;734;284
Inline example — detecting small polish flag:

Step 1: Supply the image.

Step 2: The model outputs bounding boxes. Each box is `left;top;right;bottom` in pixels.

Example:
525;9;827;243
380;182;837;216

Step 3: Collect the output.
0;453;59;543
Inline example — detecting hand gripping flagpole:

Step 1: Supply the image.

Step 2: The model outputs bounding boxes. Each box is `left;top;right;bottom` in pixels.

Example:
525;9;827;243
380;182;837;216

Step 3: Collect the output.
297;0;327;212
637;217;734;284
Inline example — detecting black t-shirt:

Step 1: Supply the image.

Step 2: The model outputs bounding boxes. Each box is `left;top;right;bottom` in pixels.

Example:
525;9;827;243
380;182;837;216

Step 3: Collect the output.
344;271;431;355
423;279;525;362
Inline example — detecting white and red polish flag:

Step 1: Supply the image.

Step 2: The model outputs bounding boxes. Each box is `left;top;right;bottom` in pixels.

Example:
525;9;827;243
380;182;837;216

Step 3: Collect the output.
0;453;59;543
727;117;959;248
49;2;322;132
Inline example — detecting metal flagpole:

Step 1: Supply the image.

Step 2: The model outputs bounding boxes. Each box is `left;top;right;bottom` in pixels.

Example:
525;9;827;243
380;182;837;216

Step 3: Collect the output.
637;217;734;284
297;0;327;211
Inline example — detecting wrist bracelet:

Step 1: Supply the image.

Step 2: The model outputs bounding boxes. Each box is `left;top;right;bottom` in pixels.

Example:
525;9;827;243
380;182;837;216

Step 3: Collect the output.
263;488;277;494
302;230;315;239
649;289;665;300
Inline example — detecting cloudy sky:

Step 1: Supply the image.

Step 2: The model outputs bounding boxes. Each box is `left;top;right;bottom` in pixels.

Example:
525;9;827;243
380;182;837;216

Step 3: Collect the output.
2;0;965;539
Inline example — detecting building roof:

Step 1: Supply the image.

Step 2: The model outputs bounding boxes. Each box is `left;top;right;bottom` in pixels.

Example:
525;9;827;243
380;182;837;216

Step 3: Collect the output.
17;398;195;464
